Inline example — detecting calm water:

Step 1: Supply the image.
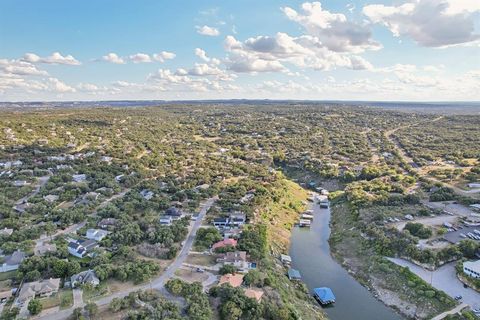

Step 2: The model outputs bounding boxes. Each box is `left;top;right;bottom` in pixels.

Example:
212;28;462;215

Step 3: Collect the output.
289;203;403;320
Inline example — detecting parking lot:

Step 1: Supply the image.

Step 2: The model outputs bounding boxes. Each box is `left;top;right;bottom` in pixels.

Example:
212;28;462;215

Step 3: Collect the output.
444;226;480;244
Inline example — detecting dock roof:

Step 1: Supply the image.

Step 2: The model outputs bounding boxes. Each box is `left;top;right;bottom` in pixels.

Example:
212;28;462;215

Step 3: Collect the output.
314;287;335;302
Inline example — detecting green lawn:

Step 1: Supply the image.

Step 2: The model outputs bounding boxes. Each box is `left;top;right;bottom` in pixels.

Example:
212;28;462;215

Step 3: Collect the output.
0;271;17;282
39;289;73;310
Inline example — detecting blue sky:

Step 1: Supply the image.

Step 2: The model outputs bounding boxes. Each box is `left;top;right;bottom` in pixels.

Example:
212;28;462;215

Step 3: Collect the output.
1;0;479;101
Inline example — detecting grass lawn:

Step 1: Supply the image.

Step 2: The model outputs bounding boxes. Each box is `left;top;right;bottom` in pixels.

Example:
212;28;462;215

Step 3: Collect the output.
83;282;109;302
40;289;73;310
185;254;216;266
0;271;17;282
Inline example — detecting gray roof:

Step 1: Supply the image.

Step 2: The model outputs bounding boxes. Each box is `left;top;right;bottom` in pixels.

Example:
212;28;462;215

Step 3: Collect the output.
4;251;25;266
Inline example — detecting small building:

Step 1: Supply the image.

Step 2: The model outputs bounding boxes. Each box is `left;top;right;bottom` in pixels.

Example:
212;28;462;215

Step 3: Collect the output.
217;251;254;272
140;189;154;200
313;287;336;305
229;213;246;227
71;270;100;288
0;228;14;237
34;241;56;256
98;218;117;229
165;207;183;220
212;238;238;251
17;278;61;304
0;250;25;273
72;174;87;183
13;180;28;187
86;229;108;241
244;288;264;302
43;195;59;203
68;240;98;258
468;183;480;189
159;215;173;226
218;273;244;288
463;260;480;279
115;174;124;182
213;217;229;229
288;268;302;280
280;254;292;265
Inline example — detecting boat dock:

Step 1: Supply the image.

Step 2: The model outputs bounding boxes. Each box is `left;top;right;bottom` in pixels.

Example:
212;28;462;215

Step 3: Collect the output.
314;287;336;305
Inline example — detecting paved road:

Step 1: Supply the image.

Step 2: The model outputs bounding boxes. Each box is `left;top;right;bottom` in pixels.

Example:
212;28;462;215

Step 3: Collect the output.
387;258;480;310
36;197;216;320
15;175;51;206
431;303;468;320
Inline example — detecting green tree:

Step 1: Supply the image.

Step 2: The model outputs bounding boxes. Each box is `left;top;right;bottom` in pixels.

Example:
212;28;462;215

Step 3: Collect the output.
28;298;43;315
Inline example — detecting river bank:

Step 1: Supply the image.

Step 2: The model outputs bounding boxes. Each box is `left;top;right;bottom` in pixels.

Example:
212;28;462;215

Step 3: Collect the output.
289;199;403;320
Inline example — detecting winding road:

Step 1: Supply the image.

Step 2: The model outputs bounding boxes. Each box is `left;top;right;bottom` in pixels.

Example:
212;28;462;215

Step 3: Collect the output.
35;196;216;320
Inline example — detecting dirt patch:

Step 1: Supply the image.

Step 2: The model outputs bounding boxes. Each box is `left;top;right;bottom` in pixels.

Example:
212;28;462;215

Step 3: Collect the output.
185;253;217;266
175;268;209;283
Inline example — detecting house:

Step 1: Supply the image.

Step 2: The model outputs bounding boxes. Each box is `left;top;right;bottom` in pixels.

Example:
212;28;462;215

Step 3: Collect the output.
287;268;302;280
280;254;292;265
43;195;59;203
13;180;28;187
72;174;87;183
223;228;242;239
0;250;25;272
17;278;61;304
165;207;183;220
244;288;264;302
217;251;254;272
71;270;100;288
115;174;124;182
68;239;98;258
34;241;56;256
140;189;154;200
218;273;244;288
86;229;108;241
212;238;237;251
0;228;13;237
101;156;113;163
159;215;173;226
98;218;118;229
468;183;480;189
213;217;229;229
229;213;246;227
463;260;480;279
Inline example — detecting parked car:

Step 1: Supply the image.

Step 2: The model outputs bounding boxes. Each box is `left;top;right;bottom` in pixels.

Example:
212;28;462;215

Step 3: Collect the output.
454;295;462;300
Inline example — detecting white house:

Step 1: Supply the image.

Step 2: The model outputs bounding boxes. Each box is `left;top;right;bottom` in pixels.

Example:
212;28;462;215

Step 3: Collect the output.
72;174;87;183
463;260;480;279
468;183;480;189
86;229;108;241
140;189;154;200
68;240;98;258
71;269;100;288
159;215;173;226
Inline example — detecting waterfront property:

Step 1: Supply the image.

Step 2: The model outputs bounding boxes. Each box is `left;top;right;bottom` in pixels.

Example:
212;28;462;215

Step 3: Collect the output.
314;287;336;305
288;268;302;280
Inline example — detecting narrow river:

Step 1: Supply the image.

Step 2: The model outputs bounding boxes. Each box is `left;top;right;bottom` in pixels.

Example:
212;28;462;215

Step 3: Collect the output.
289;202;403;320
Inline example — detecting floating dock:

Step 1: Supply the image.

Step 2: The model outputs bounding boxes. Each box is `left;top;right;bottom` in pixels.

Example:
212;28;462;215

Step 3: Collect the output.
299;219;311;227
313;287;336;305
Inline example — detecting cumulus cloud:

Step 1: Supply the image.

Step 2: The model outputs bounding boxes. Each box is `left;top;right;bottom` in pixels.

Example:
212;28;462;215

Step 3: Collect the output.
23;52;81;65
129;53;152;63
102;53;125;64
196;25;220;36
47;77;76;92
224;33;373;73
282;2;381;53
363;0;480;47
153;51;176;62
0;59;48;76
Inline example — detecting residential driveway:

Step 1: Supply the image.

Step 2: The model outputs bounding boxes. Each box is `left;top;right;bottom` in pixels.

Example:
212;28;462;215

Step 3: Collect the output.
72;288;84;308
387;258;480;309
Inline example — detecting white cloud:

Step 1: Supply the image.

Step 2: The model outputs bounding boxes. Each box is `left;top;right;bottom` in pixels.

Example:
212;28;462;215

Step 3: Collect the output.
102;53;125;64
195;48;210;62
282;2;381;53
23;52;81;65
363;0;480;47
129;53;152;63
153;51;176;62
196;25;220;36
0;59;48;76
48;77;76;93
224;33;374;73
